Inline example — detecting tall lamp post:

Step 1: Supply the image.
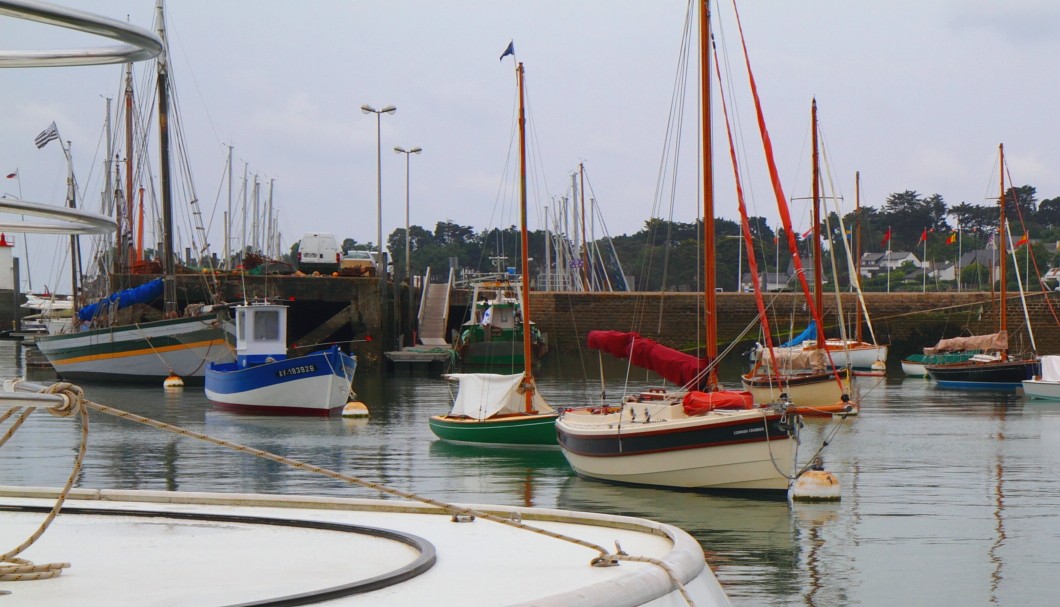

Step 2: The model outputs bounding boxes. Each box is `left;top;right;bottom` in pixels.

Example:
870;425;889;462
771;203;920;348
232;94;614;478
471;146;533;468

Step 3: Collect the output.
360;104;396;280
394;145;422;346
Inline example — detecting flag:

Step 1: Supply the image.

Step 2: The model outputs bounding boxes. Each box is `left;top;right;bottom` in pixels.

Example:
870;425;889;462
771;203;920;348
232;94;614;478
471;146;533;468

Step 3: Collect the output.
4;171;15;179
917;228;928;244
946;233;957;245
499;40;515;61
882;227;891;246
35;121;59;149
1016;233;1029;248
800;227;813;239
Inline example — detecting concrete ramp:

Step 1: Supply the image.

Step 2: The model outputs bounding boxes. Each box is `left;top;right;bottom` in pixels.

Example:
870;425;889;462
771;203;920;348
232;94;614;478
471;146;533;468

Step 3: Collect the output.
417;268;452;346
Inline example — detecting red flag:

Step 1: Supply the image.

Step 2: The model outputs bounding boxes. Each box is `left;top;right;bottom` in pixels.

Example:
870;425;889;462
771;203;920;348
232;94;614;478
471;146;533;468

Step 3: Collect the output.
946;233;957;245
4;171;15;179
882;227;891;246
800;227;813;239
1016;233;1029;248
917;228;927;244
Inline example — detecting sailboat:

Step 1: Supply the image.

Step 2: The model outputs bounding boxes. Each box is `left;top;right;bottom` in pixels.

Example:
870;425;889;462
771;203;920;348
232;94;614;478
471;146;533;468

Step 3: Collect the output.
35;2;234;386
555;0;800;492
741;100;853;409
428;55;557;446
925;144;1040;389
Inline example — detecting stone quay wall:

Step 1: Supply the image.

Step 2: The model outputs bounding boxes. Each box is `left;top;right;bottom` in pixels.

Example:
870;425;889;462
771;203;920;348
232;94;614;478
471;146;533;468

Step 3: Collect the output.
529;291;1060;361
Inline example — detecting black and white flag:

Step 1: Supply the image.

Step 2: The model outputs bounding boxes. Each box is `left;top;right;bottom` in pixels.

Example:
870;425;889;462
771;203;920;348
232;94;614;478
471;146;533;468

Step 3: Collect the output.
35;121;59;149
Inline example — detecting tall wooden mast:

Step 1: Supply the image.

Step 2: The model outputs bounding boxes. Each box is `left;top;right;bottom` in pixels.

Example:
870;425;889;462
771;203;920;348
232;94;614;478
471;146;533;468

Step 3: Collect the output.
811;99;824;347
700;0;718;388
516;62;535;412
998;143;1007;360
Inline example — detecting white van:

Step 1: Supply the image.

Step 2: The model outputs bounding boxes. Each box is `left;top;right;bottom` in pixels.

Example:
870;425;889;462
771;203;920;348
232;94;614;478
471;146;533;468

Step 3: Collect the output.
296;232;341;274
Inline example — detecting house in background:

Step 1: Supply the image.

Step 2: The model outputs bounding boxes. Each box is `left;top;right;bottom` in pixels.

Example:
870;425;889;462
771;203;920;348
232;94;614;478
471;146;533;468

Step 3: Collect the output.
859;251;921;279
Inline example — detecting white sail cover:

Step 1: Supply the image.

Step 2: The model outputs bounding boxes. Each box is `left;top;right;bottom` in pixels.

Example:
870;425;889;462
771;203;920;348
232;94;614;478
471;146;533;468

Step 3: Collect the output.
444;373;555;420
924;331;1007;355
1040;355;1060;382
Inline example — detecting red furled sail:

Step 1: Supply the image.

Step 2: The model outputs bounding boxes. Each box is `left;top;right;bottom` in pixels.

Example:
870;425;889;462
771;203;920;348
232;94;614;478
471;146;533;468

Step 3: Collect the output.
587;331;706;388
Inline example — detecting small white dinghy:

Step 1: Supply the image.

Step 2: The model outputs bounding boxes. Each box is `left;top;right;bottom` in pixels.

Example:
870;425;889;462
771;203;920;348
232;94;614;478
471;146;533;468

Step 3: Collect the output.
1022;354;1060;401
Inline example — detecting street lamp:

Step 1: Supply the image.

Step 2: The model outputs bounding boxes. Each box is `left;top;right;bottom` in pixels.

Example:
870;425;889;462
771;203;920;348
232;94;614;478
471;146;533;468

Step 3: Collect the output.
394;145;422;346
361;103;396;280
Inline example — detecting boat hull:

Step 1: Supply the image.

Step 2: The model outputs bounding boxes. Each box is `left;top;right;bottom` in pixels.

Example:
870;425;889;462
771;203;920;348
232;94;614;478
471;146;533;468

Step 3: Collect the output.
741;371;851;407
35;313;233;385
1022;379;1060;401
428;412;558;446
555;407;795;492
926;359;1039;389
205;347;356;415
756;341;887;371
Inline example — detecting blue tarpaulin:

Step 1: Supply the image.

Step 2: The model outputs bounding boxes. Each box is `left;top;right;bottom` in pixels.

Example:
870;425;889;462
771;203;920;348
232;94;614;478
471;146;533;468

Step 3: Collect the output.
77;278;164;322
780;320;817;348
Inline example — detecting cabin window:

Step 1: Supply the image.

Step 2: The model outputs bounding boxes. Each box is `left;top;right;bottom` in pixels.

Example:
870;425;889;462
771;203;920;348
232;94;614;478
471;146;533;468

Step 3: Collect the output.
255;310;281;341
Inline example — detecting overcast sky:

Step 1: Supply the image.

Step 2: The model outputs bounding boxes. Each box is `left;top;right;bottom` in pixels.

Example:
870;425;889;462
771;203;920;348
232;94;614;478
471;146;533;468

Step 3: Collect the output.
2;0;1058;292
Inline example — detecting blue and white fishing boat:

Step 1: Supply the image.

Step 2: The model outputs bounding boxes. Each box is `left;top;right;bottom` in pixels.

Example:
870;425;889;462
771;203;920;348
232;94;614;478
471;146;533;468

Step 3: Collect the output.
205;302;356;415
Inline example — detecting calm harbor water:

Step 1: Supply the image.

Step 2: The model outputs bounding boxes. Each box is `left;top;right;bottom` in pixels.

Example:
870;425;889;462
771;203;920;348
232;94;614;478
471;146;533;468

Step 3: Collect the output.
2;340;1060;606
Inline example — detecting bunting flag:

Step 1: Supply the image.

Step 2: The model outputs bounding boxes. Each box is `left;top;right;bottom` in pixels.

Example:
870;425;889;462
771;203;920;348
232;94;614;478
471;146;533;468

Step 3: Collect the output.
4;171;15;179
499;40;515;61
917;228;928;244
882;227;892;246
35;121;59;149
946;233;957;245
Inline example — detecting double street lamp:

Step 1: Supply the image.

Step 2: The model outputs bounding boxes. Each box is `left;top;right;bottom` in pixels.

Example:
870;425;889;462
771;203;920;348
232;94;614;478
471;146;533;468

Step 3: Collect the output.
395;145;422;346
361;103;396;280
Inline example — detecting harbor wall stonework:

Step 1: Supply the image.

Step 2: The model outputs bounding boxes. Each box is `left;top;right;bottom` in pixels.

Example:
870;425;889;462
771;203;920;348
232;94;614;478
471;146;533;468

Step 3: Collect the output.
529;291;1060;361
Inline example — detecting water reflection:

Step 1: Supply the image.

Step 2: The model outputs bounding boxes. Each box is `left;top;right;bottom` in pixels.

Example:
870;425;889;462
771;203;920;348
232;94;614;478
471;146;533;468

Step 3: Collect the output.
4;344;1060;605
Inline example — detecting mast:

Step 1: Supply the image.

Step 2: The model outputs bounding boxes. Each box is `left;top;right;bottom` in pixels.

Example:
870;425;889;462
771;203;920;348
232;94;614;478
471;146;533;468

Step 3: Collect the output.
516;62;536;412
700;0;718;388
811;99;824;347
998;143;1007;359
156;0;177;317
124;61;135;269
854;170;863;343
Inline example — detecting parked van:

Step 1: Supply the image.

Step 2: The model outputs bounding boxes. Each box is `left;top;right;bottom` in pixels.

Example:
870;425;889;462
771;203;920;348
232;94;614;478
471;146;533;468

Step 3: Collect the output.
296;233;341;274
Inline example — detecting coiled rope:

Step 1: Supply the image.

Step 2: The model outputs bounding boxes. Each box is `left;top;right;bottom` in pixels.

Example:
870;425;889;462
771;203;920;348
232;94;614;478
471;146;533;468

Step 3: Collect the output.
0;380;696;605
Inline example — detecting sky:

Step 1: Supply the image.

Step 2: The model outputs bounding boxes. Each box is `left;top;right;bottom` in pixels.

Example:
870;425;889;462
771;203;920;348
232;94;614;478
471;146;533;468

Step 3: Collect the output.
2;0;1059;293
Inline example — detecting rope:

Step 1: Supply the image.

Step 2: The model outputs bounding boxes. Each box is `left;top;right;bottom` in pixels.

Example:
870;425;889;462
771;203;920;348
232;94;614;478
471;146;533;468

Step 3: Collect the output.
0;382;86;583
0;381;696;605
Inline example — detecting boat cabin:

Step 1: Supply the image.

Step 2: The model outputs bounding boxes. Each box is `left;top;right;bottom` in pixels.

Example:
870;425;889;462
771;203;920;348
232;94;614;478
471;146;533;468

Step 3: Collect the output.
235;303;288;368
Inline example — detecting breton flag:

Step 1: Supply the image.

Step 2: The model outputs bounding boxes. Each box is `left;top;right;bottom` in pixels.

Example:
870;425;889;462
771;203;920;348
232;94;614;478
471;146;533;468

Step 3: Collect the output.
35;122;59;149
917;228;928;244
499;40;515;61
882;227;892;246
946;232;957;245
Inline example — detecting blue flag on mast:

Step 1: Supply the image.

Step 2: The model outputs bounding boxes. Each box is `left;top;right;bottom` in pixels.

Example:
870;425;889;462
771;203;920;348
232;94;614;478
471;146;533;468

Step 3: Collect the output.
499;40;515;61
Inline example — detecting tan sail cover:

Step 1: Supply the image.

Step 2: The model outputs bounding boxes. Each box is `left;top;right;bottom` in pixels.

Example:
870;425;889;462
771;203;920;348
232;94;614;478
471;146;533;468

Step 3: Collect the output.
758;348;827;372
444;373;554;420
923;331;1007;355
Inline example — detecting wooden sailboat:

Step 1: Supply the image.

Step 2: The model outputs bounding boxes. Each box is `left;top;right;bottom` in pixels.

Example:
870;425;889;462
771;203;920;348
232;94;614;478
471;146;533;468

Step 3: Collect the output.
428;57;557;446
35;3;234;386
742;100;852;408
925;144;1040;389
555;0;799;492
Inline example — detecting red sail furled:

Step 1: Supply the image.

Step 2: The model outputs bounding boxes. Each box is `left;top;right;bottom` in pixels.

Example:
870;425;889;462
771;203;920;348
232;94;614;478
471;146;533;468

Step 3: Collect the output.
587;331;706;388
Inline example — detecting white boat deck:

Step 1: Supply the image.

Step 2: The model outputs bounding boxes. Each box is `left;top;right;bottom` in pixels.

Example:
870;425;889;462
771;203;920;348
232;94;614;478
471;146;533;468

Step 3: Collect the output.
0;487;730;607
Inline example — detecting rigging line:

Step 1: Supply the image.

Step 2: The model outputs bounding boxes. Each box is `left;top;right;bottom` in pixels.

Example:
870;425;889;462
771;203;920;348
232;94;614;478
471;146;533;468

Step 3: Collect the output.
1002;162;1060;330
